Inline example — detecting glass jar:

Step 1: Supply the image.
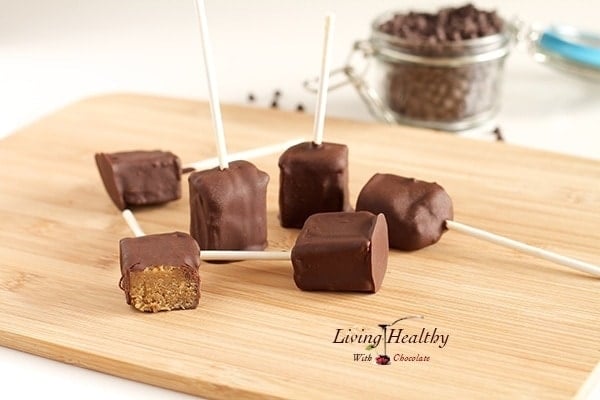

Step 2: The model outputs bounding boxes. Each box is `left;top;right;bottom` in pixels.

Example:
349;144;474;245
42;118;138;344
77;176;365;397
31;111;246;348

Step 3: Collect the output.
304;11;600;133
368;11;512;131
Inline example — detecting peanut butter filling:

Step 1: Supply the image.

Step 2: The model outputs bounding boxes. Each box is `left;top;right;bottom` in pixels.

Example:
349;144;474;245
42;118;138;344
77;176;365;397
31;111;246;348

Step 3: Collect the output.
128;265;199;312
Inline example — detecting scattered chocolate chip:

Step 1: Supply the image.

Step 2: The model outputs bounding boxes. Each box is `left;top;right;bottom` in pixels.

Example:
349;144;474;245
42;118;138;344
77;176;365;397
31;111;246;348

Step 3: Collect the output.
270;90;282;109
245;89;304;113
492;126;504;142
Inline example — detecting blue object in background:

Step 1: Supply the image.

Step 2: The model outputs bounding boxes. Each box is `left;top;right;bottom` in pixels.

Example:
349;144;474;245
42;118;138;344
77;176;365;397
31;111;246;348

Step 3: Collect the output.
539;25;600;68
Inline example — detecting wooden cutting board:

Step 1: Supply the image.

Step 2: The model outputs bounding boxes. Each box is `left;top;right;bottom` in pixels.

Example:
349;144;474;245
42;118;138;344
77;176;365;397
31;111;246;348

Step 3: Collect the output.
0;94;598;399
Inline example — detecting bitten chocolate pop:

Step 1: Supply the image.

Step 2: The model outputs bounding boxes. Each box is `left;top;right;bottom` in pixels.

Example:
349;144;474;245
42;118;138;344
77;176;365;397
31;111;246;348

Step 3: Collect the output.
278;15;351;228
119;231;200;312
356;174;453;250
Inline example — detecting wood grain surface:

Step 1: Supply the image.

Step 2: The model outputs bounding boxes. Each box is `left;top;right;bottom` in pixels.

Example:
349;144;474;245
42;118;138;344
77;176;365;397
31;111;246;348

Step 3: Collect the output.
0;94;598;399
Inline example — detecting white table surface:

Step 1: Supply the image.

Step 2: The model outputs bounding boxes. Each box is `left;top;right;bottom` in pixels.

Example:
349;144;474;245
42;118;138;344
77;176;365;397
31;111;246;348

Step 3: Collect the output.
1;1;599;399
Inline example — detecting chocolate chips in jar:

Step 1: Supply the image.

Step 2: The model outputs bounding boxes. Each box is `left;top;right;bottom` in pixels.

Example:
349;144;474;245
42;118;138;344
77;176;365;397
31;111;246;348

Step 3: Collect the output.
379;4;503;44
372;3;511;130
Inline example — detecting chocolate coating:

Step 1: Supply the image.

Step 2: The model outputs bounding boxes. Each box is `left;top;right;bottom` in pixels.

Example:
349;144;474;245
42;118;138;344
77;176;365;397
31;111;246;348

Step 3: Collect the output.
119;231;200;305
356;174;453;251
291;211;389;293
189;160;269;250
278;142;351;228
95;150;181;210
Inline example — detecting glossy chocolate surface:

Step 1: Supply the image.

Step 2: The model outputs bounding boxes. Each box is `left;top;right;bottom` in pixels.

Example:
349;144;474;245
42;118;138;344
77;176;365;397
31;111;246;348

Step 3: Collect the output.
291;211;388;293
95;150;181;210
278;142;351;228
356;173;453;250
189;160;269;251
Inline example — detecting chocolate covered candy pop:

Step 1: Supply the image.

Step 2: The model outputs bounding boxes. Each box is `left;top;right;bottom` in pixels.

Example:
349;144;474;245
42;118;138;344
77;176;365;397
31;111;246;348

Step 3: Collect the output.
189;160;269;250
192;210;389;292
356;173;600;277
119;211;203;313
188;0;268;250
356;174;453;250
278;15;351;228
279;142;350;228
291;211;388;292
119;230;201;312
96;150;181;211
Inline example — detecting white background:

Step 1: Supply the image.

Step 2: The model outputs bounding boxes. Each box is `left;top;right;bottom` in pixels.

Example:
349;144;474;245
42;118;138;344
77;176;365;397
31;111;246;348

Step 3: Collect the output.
0;1;599;399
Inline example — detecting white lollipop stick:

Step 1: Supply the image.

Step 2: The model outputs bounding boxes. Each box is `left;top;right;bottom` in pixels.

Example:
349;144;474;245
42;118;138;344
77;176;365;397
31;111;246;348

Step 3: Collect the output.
200;250;291;261
121;209;291;261
312;14;335;146
122;209;145;238
446;220;600;277
182;138;303;172
194;0;228;170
